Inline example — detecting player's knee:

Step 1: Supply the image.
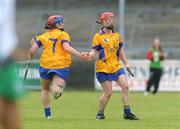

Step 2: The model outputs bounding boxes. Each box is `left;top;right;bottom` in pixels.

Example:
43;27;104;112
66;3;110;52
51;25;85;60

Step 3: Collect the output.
52;84;63;94
41;87;49;93
42;85;50;91
41;89;49;98
122;83;129;92
105;92;112;98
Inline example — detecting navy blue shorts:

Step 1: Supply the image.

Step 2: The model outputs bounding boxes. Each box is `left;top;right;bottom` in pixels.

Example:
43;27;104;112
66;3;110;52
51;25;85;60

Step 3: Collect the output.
96;68;125;83
39;66;69;80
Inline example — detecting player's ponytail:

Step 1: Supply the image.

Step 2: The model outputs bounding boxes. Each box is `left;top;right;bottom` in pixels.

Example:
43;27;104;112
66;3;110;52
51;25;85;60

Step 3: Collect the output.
44;23;51;30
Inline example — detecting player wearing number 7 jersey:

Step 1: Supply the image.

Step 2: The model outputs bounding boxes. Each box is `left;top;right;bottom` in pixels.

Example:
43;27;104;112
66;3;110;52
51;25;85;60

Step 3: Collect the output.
28;15;84;119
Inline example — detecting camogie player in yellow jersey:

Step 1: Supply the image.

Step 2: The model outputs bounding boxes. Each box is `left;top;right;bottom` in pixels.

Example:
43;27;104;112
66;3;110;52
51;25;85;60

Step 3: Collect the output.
82;12;139;120
28;15;84;119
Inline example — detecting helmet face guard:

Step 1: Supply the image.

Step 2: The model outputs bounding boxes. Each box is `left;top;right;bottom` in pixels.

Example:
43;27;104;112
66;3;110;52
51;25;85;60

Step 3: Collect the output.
105;15;116;23
47;15;64;29
53;17;64;26
97;12;116;29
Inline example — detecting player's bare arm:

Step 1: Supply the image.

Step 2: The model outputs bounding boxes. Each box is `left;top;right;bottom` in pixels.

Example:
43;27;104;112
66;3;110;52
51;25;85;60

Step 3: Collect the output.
62;42;81;58
88;49;96;58
120;47;131;69
81;49;96;61
27;38;39;59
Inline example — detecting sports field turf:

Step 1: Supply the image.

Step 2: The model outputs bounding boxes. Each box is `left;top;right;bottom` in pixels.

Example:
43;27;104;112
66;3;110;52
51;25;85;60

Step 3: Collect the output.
21;91;180;129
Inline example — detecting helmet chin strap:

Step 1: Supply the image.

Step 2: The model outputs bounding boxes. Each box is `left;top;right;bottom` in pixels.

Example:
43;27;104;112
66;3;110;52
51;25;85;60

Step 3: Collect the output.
55;24;65;31
44;23;65;31
96;21;114;30
105;25;114;30
59;28;64;31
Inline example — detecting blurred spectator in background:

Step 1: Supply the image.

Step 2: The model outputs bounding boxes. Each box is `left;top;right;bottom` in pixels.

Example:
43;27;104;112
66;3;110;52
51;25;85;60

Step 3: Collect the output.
144;38;165;96
0;0;24;129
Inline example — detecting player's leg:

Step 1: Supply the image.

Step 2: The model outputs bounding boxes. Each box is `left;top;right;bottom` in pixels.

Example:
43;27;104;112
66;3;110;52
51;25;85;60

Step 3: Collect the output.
144;68;154;95
39;66;52;119
152;69;162;94
96;81;112;120
116;75;139;120
40;78;51;119
0;99;21;129
0;98;6;129
6;100;21;129
144;78;153;95
51;75;65;100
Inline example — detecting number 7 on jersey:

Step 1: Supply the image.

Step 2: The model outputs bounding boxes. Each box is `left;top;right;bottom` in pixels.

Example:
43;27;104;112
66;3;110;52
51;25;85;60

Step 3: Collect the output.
49;38;58;53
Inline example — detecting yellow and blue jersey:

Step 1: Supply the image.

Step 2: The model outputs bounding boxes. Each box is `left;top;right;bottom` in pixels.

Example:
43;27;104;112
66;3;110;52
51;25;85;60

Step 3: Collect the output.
34;29;71;69
92;28;124;74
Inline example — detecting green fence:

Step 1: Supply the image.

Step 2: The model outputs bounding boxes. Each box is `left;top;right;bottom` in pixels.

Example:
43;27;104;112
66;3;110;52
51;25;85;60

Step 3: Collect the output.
18;59;95;90
18;60;41;89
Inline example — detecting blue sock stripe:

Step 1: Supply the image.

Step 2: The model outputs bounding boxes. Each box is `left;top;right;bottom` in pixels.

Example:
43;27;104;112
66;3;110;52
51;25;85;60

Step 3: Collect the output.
44;107;51;117
124;106;131;115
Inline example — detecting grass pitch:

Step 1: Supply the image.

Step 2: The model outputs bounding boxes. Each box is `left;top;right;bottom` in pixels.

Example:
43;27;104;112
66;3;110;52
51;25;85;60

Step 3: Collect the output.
21;91;180;129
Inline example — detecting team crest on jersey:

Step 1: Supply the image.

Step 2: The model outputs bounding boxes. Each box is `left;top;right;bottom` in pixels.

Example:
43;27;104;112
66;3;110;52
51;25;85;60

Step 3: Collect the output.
104;38;109;42
115;37;119;42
